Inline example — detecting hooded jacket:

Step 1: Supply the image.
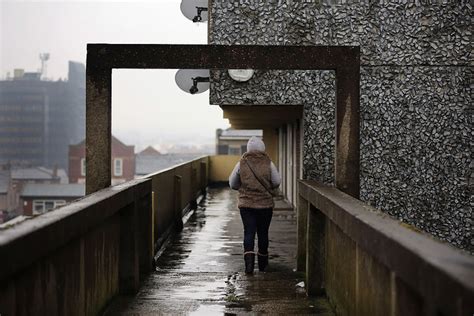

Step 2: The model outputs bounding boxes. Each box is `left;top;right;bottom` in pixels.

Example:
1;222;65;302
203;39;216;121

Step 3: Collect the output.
229;137;281;209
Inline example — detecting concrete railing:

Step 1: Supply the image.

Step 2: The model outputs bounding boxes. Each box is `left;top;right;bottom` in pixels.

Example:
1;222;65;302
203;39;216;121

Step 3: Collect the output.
143;155;239;251
0;179;153;316
0;154;240;315
144;156;209;252
297;180;474;316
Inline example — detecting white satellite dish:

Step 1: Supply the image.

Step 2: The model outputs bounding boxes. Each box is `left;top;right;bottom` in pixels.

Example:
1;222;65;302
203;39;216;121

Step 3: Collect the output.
180;0;208;23
228;69;254;82
175;69;210;94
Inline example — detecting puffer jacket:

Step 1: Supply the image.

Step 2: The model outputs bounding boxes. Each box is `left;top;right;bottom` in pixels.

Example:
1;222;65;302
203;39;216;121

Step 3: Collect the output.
238;151;274;209
229;136;281;209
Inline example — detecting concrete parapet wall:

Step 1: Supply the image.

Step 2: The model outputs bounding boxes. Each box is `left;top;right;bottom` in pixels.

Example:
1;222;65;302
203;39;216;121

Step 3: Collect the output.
144;156;209;250
0;156;216;315
298;180;474;315
0;178;153;316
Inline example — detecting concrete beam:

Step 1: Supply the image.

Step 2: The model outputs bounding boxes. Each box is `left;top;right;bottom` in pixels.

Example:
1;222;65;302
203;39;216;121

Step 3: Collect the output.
86;44;359;197
223;105;304;129
221;105;303;120
228;118;293;128
86;45;359;70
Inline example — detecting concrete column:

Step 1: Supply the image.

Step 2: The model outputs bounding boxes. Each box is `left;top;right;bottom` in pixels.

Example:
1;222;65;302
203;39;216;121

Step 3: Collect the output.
85;62;112;195
296;195;308;272
306;204;326;296
335;67;360;199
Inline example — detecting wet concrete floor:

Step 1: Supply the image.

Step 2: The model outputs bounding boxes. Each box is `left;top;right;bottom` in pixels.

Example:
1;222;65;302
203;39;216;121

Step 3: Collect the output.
104;188;334;315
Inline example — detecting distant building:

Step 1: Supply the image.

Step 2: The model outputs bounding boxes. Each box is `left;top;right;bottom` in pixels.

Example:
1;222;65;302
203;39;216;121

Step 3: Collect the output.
0;61;85;170
11;166;67;185
135;146;161;176
135;146;202;176
216;128;262;155
11;166;67;211
69;136;135;185
0;166;68;222
20;183;84;216
0;172;7;213
0;171;14;223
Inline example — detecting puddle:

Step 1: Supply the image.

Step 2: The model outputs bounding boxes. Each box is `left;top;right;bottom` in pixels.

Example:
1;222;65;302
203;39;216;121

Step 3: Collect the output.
122;188;334;315
172;279;228;300
189;304;226;315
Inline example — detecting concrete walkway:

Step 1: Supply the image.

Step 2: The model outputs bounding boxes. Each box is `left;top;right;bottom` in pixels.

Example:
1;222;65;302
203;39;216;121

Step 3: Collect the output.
104;188;334;315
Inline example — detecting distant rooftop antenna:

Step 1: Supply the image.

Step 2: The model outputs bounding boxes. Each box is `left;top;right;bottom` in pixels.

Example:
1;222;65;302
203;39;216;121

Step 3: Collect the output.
175;69;210;95
39;53;50;79
180;0;208;23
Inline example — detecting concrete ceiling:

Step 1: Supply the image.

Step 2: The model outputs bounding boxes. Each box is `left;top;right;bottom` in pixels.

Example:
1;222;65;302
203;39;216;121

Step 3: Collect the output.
220;105;303;129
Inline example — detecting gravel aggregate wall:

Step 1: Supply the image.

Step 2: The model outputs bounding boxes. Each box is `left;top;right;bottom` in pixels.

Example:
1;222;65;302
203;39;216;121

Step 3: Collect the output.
209;0;472;251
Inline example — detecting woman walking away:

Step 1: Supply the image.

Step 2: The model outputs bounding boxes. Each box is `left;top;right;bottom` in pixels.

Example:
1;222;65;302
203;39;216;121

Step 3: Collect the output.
229;136;281;274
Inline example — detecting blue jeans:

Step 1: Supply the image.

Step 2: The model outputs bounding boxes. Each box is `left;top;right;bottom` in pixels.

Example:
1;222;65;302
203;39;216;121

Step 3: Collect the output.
239;207;273;254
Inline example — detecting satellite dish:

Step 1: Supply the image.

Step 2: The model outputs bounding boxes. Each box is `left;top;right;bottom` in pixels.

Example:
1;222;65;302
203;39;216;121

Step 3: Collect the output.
175;69;210;94
180;0;208;23
228;69;254;82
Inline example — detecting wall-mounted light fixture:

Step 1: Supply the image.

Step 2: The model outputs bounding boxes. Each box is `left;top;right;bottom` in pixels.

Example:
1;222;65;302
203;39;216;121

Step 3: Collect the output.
228;69;254;82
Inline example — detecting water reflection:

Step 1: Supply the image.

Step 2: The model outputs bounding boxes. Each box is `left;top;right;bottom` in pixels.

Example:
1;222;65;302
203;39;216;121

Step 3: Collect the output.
105;188;333;315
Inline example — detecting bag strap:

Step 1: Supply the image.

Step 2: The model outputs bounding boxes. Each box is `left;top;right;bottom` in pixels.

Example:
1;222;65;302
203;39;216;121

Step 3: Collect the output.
242;159;274;196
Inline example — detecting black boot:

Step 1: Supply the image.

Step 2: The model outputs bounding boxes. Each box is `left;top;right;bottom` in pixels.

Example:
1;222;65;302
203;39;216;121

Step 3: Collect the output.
257;252;269;272
244;252;255;274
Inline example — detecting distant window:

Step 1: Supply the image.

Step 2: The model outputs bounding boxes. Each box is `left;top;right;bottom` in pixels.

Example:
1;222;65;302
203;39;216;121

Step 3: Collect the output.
228;147;241;155
241;145;247;154
217;145;229;155
81;158;86;176
32;200;66;214
114;158;123;176
45;201;54;210
33;201;43;213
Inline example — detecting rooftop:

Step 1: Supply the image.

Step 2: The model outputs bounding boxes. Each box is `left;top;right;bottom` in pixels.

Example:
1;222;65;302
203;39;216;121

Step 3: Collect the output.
138;146;162;156
21;183;85;198
11;167;68;183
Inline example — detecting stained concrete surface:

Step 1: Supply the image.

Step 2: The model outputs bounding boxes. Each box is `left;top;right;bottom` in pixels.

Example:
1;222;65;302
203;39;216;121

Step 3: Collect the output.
104;188;334;315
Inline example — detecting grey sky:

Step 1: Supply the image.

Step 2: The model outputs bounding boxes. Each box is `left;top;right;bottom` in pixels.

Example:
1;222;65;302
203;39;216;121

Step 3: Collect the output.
0;0;229;150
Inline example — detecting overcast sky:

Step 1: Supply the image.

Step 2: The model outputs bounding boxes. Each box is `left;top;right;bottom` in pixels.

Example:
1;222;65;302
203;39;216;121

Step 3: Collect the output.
0;0;229;151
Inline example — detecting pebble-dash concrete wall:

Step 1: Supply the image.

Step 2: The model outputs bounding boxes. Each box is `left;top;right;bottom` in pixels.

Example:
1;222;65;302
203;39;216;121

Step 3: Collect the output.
209;0;472;251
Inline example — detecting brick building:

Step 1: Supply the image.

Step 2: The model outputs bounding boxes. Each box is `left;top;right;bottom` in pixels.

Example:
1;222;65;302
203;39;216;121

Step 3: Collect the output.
69;136;135;185
20;183;84;216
